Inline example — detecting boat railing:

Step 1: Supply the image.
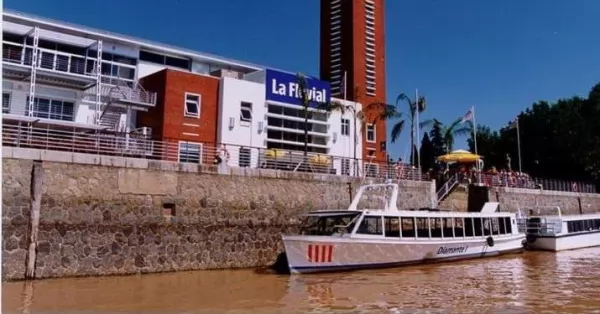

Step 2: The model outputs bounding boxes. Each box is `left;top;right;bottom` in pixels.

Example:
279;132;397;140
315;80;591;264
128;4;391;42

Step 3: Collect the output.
348;181;399;212
517;218;563;235
516;205;563;219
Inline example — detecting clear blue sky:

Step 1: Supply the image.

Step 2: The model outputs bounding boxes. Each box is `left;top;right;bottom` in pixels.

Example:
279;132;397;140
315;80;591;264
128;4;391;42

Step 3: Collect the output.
6;0;600;160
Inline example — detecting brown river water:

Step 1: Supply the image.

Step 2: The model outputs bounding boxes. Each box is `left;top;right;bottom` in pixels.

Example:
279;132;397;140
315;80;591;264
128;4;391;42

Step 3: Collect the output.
3;247;600;313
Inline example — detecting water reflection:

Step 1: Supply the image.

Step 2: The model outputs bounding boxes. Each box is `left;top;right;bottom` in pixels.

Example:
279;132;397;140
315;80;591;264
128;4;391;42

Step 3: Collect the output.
3;249;600;313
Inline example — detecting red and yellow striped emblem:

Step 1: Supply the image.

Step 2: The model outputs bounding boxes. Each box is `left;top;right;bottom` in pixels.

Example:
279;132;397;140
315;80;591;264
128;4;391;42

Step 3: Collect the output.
307;244;333;263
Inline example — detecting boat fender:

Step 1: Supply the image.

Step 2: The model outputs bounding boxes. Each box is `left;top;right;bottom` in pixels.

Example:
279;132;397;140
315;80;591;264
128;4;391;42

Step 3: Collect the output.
486;236;495;247
521;239;528;249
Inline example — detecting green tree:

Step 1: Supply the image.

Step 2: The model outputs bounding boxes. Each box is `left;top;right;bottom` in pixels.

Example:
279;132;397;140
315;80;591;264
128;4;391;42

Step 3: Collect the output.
428;120;446;161
419;132;435;172
420;117;472;154
467;81;600;188
467;125;502;170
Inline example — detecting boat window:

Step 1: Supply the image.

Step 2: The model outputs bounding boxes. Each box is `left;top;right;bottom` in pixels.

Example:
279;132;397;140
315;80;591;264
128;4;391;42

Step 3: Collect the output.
356;216;383;236
567;219;600;233
415;218;428;238
443;218;454;238
490;218;500;235
498;217;507;234
299;213;360;236
472;218;484;237
384;217;400;237
401;217;415;237
464;218;475;237
482;218;492;236
504;217;513;234
454;218;465;237
430;218;442;238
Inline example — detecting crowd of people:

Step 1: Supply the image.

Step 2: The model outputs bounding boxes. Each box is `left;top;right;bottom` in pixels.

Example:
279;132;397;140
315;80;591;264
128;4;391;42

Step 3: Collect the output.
446;166;537;189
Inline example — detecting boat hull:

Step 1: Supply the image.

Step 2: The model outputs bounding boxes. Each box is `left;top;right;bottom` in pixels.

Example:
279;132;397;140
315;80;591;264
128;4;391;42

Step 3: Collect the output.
526;231;600;252
282;235;526;274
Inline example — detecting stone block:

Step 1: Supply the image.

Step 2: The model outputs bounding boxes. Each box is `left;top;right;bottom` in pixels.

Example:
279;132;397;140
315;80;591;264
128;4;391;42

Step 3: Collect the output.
125;158;149;169
72;153;100;165
12;147;42;160
99;156;127;167
117;169;177;196
41;150;73;163
2;146;13;158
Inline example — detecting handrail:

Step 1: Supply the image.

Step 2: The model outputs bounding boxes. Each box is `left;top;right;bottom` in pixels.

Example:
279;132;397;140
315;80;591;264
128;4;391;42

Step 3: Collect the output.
517;205;563;218
1;123;427;181
436;173;459;201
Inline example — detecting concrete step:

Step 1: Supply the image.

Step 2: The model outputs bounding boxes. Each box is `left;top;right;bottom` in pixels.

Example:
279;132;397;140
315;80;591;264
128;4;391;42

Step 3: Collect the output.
438;185;469;211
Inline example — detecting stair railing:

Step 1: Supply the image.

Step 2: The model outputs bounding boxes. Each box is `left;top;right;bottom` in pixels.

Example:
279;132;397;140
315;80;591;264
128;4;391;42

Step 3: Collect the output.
436;173;460;202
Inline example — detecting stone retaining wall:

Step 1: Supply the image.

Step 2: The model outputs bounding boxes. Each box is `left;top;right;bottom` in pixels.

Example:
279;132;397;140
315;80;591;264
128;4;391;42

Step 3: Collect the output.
490;187;600;215
2;148;436;280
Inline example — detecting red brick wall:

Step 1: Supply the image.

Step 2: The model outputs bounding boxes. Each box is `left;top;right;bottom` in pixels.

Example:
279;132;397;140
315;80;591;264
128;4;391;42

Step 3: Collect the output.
138;69;220;163
138;70;166;137
319;0;388;164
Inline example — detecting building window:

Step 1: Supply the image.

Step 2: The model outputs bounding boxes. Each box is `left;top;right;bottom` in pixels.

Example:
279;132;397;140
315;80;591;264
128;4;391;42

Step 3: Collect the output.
366;124;376;142
25;96;75;121
3;92;11;114
184;93;201;118
341;118;350;136
240;101;253;122
239;147;251;167
179;142;202;164
341;158;350;176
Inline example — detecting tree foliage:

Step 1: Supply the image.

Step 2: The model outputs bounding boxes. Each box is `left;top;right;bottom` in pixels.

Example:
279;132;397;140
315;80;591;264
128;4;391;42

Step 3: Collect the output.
464;82;600;183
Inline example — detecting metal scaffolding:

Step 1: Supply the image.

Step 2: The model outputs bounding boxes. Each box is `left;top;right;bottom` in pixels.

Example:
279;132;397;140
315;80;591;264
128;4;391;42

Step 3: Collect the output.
85;40;104;125
25;26;39;118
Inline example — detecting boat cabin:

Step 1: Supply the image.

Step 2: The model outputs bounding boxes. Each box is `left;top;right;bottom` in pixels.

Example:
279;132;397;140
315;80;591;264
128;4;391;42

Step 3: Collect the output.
298;182;519;241
518;206;600;237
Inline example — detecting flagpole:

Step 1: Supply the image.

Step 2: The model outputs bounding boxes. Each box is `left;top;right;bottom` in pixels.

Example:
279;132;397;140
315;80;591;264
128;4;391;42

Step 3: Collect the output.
471;105;481;184
516;117;522;173
415;88;421;171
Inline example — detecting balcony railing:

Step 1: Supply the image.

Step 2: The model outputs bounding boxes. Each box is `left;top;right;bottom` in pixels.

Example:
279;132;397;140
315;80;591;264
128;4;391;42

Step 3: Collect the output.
1;124;426;181
3;42;96;78
476;173;596;194
103;79;157;106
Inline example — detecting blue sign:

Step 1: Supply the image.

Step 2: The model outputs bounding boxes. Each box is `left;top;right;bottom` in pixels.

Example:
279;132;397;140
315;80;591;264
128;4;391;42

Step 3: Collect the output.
265;69;331;108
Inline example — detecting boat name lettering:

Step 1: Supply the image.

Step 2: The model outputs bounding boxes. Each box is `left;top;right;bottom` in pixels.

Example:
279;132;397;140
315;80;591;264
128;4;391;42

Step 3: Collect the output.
436;245;468;255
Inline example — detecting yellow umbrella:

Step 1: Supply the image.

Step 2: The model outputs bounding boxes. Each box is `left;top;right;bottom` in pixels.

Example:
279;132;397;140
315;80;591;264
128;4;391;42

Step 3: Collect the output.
437;149;483;163
265;149;287;158
309;154;331;165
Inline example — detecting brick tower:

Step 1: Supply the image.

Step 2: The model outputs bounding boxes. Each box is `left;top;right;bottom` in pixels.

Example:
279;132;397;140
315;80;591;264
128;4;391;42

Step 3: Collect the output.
319;0;388;166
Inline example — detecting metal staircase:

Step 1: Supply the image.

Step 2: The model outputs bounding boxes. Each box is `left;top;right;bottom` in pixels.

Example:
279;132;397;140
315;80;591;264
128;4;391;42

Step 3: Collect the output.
436;173;460;204
96;79;157;130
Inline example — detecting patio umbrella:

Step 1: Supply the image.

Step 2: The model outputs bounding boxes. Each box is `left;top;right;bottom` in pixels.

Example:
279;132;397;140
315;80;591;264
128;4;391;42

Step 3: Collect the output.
437;149;483;163
264;149;287;158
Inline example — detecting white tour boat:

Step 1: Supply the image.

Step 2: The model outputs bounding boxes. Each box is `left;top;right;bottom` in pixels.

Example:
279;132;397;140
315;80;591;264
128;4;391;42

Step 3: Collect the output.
518;206;600;251
279;181;526;274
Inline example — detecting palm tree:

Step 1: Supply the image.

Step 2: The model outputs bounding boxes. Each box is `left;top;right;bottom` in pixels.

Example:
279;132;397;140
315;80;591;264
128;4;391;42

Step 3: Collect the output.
420;117;473;154
396;93;427;166
359;92;426;166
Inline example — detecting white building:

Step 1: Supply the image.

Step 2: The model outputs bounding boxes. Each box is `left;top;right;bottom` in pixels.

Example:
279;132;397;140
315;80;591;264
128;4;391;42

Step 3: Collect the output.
2;9;261;135
218;69;363;175
2;10;366;176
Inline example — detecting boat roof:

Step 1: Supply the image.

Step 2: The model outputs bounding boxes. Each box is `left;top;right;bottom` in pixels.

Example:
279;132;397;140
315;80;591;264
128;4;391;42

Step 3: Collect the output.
304;209;515;218
532;213;600;221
